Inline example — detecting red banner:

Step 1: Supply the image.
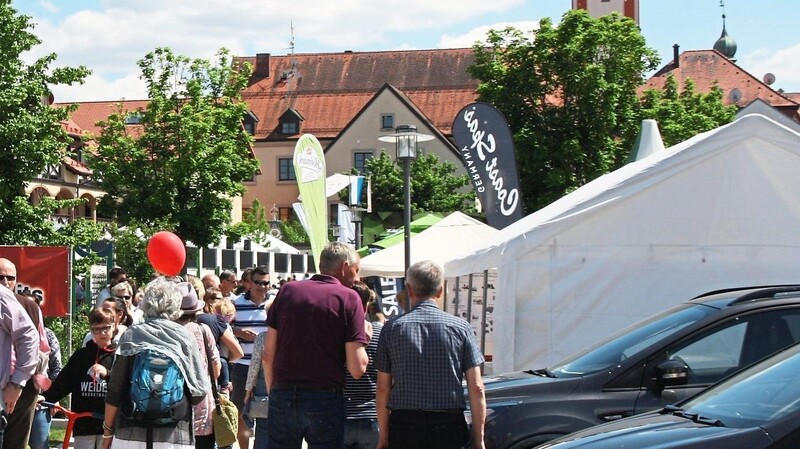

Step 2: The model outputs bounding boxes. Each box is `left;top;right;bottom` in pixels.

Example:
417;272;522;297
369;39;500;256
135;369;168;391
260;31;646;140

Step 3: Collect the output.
0;246;70;317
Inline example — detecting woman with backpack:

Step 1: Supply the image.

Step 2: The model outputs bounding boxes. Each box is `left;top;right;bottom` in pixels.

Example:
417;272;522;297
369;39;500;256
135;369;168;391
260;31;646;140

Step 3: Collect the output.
42;308;117;449
101;278;211;449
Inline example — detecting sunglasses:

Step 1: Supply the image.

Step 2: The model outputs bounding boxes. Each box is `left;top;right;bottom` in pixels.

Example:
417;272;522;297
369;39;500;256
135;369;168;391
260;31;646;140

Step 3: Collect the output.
252;280;270;287
114;295;132;300
90;325;113;335
0;275;16;281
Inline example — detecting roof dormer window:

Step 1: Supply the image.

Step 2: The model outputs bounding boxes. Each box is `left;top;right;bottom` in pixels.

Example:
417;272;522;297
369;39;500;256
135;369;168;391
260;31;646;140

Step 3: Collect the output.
279;108;304;135
244;110;259;136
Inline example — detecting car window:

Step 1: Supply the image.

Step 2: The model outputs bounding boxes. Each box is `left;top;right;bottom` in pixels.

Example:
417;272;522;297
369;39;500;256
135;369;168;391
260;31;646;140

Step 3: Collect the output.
550;304;712;377
683;345;800;428
666;309;800;385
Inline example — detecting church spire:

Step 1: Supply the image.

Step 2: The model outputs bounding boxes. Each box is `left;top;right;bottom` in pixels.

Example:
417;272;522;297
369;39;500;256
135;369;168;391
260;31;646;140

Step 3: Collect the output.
713;0;737;59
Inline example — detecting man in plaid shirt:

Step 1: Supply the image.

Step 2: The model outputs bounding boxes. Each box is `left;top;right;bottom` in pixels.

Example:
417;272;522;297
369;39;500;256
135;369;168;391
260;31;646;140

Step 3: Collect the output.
375;260;486;449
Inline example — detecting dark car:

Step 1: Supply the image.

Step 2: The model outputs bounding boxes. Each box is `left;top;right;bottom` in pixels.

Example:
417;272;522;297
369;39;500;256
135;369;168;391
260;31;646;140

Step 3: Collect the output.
477;285;800;449
536;340;800;449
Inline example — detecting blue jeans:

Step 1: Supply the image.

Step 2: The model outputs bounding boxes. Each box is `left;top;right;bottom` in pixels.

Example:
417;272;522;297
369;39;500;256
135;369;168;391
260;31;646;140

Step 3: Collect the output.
267;386;345;449
343;418;378;449
28;407;52;449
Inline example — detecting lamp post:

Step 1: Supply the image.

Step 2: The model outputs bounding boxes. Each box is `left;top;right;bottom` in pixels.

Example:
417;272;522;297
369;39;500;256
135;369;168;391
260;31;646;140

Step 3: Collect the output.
379;125;434;276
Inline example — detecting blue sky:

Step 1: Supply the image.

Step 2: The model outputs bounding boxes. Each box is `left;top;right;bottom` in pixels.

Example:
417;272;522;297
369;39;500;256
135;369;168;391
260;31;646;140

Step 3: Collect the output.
14;0;800;102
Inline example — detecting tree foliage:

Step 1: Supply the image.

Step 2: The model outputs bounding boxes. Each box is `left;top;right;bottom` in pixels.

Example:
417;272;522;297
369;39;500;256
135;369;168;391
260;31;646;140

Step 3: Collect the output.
90;47;260;247
468;10;660;212
365;151;473;213
0;1;99;245
639;75;737;147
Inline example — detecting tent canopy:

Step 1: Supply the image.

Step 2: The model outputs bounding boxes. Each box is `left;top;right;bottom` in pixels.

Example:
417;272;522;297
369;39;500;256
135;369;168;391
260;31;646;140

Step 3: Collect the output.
361;211;497;278
445;114;800;373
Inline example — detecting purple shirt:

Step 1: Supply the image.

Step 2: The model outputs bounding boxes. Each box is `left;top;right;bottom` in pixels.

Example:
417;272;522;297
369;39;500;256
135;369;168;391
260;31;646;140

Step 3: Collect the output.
267;274;367;388
0;284;39;391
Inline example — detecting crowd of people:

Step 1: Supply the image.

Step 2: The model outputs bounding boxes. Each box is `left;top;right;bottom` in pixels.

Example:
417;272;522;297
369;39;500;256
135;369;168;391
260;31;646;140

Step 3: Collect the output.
0;241;487;449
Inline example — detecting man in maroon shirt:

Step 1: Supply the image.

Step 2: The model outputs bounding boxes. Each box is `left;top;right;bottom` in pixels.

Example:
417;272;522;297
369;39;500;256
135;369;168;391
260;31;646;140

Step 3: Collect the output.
263;242;369;449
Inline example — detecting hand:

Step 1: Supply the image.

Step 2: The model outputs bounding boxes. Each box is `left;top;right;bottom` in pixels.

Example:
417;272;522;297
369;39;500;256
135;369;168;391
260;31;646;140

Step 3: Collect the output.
376;435;389;449
102;436;113;449
243;329;257;341
3;383;23;414
90;364;108;380
364;320;374;343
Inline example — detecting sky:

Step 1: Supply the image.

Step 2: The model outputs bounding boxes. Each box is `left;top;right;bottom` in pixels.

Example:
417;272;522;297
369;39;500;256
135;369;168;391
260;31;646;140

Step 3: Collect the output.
13;0;800;103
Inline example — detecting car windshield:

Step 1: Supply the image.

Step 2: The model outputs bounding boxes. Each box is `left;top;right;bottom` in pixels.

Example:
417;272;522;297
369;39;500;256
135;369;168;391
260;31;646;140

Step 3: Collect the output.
550;304;713;377
681;344;800;428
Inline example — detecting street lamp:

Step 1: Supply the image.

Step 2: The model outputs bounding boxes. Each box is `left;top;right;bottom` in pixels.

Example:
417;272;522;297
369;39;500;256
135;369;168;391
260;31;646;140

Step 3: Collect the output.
379;125;434;276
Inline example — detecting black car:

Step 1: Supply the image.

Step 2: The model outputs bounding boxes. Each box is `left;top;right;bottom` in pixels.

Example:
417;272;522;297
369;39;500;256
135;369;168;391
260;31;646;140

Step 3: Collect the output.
536;340;800;449
477;285;800;449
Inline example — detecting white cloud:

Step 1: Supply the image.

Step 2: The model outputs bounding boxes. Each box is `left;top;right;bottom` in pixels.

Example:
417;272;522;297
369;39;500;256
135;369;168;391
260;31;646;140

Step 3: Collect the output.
438;21;539;48
39;0;59;13
51;72;147;103
739;44;800;92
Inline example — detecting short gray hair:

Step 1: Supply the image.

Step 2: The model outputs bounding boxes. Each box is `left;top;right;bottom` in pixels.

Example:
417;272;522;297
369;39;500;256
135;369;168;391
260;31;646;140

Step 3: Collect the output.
406;260;444;299
318;241;359;274
140;277;183;321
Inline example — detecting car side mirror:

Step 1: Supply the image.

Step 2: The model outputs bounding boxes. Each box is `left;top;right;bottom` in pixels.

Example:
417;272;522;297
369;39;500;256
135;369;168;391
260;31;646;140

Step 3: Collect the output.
655;359;689;388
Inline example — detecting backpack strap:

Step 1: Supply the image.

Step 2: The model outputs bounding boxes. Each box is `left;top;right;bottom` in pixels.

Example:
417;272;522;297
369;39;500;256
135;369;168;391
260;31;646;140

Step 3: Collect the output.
201;329;222;415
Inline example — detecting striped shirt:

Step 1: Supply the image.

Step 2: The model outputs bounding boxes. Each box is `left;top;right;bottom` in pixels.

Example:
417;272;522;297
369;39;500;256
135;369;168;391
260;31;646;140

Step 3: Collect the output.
233;292;269;366
344;321;383;419
375;300;484;410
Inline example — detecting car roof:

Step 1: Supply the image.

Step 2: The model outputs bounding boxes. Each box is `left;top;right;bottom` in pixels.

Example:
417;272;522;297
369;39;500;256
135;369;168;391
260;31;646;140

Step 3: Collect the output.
689;285;800;310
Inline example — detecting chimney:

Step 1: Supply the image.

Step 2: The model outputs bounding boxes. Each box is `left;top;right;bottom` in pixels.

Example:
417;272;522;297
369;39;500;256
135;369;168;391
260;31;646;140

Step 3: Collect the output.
672;44;680;68
255;53;270;78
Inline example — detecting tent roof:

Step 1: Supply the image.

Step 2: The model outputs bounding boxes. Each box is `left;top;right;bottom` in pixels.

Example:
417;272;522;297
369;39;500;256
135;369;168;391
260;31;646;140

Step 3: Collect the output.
445;114;800;277
361;211;497;277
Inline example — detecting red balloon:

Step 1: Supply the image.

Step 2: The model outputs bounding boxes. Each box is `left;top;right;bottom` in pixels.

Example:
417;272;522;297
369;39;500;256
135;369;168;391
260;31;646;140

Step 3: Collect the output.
147;231;186;276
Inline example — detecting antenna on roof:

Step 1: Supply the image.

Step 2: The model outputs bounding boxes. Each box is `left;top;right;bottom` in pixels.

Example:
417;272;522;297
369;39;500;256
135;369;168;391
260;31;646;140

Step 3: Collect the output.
287;21;295;55
763;73;776;86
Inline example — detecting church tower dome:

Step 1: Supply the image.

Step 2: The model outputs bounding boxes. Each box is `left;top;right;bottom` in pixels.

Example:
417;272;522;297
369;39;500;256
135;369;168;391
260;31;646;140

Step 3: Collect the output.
713;2;737;59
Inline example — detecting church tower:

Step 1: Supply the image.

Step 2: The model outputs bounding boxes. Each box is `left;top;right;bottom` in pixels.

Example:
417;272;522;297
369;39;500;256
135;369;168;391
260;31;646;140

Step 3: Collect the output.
572;0;639;24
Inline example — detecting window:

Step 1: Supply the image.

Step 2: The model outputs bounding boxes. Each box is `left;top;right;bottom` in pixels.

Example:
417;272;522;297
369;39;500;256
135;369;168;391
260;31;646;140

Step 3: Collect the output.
279;207;293;221
381;113;394;130
278;158;296;181
354;151;374;174
281;121;298;135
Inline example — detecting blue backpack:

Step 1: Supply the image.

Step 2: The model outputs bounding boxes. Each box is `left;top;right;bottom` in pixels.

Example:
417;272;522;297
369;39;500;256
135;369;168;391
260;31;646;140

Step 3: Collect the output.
127;349;188;425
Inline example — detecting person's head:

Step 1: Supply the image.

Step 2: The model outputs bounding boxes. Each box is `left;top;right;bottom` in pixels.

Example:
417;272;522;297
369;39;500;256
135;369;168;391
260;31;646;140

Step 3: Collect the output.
0;258;18;291
111;281;134;303
319;241;360;287
352;280;376;312
219;270;237;295
239;267;254;292
201;272;220;290
185;274;206;301
177;282;205;323
203;287;223;314
108;267;127;284
102;295;134;327
405;260;444;305
140;277;183;321
132;286;144;307
250;266;270;300
89;307;117;348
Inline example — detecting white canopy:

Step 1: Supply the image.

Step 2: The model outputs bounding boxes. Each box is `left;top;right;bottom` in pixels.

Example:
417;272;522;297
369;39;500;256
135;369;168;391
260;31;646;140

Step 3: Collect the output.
444;114;800;373
360;211;498;278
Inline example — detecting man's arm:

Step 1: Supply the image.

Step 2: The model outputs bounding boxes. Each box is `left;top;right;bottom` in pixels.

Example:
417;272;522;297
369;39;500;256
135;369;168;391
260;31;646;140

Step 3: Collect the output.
262;327;278;392
220;327;244;362
376;371;392;449
345;342;368;379
465;366;486;449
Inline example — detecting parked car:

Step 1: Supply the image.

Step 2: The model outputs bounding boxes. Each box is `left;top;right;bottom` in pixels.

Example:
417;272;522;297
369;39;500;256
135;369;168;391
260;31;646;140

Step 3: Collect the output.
536;340;800;449
476;285;800;449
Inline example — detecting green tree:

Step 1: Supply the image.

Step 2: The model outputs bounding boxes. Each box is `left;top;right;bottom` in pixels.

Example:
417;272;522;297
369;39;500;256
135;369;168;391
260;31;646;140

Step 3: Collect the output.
90;47;260;247
0;1;98;245
469;10;660;212
639;75;737;147
365;151;473;213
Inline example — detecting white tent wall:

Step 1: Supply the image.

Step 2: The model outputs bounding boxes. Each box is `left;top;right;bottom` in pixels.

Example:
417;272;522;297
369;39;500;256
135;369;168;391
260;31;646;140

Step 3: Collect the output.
446;114;800;373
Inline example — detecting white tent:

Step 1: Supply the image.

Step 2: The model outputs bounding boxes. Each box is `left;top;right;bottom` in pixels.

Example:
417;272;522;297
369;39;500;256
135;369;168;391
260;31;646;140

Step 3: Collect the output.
444;114;800;373
360;211;498;278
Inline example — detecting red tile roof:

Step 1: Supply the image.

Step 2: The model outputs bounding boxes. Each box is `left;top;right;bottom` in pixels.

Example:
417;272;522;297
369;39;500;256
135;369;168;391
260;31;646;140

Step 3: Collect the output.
63;100;150;137
236;49;479;139
642;50;799;113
